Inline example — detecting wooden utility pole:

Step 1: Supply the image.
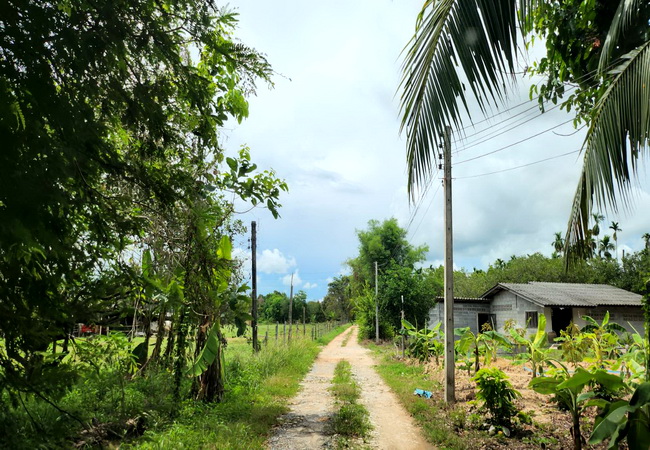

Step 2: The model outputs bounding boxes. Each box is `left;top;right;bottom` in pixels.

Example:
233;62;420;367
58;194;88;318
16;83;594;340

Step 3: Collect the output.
288;273;294;342
442;126;455;403
251;221;259;353
375;261;379;343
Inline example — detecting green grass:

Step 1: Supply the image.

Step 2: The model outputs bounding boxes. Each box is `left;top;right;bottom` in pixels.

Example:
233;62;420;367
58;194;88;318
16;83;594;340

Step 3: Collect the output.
129;324;351;449
329;360;372;441
1;323;351;449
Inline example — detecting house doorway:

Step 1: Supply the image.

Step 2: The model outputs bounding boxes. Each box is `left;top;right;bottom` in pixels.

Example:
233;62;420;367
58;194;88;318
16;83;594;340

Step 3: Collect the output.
551;307;573;336
478;313;496;332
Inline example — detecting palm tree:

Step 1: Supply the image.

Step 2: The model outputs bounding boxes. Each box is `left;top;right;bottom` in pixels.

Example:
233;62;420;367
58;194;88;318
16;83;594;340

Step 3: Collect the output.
598;235;615;259
552;232;565;256
400;0;650;261
591;213;604;237
643;233;650;250
609;221;622;259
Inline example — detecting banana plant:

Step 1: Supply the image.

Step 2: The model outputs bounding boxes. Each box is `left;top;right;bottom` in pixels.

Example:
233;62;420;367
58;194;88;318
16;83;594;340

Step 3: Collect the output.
580;311;626;366
402;319;443;364
509;313;551;378
455;327;511;374
530;367;627;450
589;381;650;450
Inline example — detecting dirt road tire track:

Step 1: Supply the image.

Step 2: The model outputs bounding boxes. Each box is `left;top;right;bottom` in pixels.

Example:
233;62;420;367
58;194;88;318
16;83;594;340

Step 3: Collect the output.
267;325;433;450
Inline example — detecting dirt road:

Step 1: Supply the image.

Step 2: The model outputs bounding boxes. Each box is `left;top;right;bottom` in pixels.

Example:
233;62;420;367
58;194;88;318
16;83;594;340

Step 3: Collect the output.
267;326;433;450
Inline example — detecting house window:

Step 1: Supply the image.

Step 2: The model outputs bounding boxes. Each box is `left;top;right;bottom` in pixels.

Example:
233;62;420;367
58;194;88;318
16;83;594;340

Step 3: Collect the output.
526;311;539;328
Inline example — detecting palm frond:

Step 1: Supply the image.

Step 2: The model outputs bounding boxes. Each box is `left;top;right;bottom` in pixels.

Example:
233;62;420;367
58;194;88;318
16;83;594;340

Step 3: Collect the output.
598;0;646;71
399;0;527;196
566;41;650;261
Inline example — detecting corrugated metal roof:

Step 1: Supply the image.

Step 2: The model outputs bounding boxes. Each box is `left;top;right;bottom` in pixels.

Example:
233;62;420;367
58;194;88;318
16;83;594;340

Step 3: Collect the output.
434;297;488;302
485;282;642;307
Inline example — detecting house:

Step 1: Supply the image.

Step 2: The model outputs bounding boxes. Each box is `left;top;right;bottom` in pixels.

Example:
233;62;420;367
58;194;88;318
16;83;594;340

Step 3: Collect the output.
428;282;645;337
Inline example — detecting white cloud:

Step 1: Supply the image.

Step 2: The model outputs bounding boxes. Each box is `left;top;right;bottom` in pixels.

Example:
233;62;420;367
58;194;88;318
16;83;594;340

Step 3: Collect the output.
258;249;296;274
303;282;318;289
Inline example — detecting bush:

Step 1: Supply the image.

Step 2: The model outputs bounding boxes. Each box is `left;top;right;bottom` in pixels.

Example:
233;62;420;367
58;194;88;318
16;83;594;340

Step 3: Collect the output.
472;368;521;429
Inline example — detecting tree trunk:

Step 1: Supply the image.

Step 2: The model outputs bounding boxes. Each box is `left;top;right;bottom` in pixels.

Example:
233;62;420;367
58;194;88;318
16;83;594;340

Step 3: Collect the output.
172;307;187;406
149;307;167;366
192;317;225;403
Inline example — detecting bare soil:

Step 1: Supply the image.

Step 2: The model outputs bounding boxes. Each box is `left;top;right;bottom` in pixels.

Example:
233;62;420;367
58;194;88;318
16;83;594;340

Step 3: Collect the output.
267;326;433;449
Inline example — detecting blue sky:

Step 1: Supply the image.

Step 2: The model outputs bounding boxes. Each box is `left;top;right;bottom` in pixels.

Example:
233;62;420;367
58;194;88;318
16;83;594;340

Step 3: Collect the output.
224;0;650;301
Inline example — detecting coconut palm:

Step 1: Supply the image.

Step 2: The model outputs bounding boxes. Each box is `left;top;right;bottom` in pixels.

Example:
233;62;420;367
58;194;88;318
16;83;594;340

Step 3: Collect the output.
400;0;650;261
552;232;565;256
609;221;622;259
591;213;605;237
598;235;615;259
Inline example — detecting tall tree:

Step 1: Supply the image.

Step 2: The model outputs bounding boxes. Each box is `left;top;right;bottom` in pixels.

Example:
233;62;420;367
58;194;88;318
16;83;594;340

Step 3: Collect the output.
552;232;565;256
609;221;622;259
0;0;284;399
400;0;650;260
348;218;430;338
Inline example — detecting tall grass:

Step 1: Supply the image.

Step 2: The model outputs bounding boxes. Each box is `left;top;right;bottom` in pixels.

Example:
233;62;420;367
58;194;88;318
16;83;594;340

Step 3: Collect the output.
1;323;350;449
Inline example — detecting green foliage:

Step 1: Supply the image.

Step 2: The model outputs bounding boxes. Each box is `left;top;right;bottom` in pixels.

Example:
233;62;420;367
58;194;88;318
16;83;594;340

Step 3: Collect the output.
530;367;627;450
403;320;444;364
329;360;372;440
509;314;552;378
348;218;432;339
589;381;650;449
0;0;288;402
472;368;521;429
580;311;626;366
555;323;590;368
456;327;511;374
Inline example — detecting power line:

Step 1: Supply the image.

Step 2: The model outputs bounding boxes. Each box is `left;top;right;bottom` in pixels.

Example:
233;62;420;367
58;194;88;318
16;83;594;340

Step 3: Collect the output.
454;102;564;154
455;149;581;179
454;118;575;165
409;180;443;240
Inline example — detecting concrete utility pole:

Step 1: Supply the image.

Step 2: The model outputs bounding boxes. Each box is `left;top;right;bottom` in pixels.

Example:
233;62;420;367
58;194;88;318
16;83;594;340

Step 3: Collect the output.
442;126;455;403
288;273;294;342
251;221;259;353
401;295;405;358
375;261;379;343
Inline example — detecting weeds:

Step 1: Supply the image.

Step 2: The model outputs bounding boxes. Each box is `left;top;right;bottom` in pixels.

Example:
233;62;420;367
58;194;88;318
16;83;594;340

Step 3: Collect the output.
329;360;372;441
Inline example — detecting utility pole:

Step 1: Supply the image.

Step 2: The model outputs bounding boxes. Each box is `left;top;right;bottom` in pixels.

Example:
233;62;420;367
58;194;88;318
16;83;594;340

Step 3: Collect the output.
401;295;405;359
251;221;259;353
375;261;379;343
288;273;294;342
442;126;455;403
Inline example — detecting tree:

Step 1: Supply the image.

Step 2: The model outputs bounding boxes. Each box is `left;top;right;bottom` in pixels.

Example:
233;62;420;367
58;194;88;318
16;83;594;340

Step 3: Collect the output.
592;213;605;238
598;235;616;259
610;221;622;259
347;218;430;339
322;275;354;321
400;0;650;260
552;232;566;256
0;0;287;402
643;233;650;250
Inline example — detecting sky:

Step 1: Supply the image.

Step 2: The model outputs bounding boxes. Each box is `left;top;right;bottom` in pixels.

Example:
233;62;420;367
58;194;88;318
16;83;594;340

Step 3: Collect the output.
223;0;650;301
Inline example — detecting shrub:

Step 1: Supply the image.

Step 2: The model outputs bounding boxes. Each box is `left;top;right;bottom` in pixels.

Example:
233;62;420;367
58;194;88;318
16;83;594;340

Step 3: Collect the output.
472;368;521;429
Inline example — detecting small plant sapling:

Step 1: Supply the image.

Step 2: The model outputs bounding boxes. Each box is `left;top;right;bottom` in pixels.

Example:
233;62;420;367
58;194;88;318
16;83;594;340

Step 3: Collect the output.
472;367;521;436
